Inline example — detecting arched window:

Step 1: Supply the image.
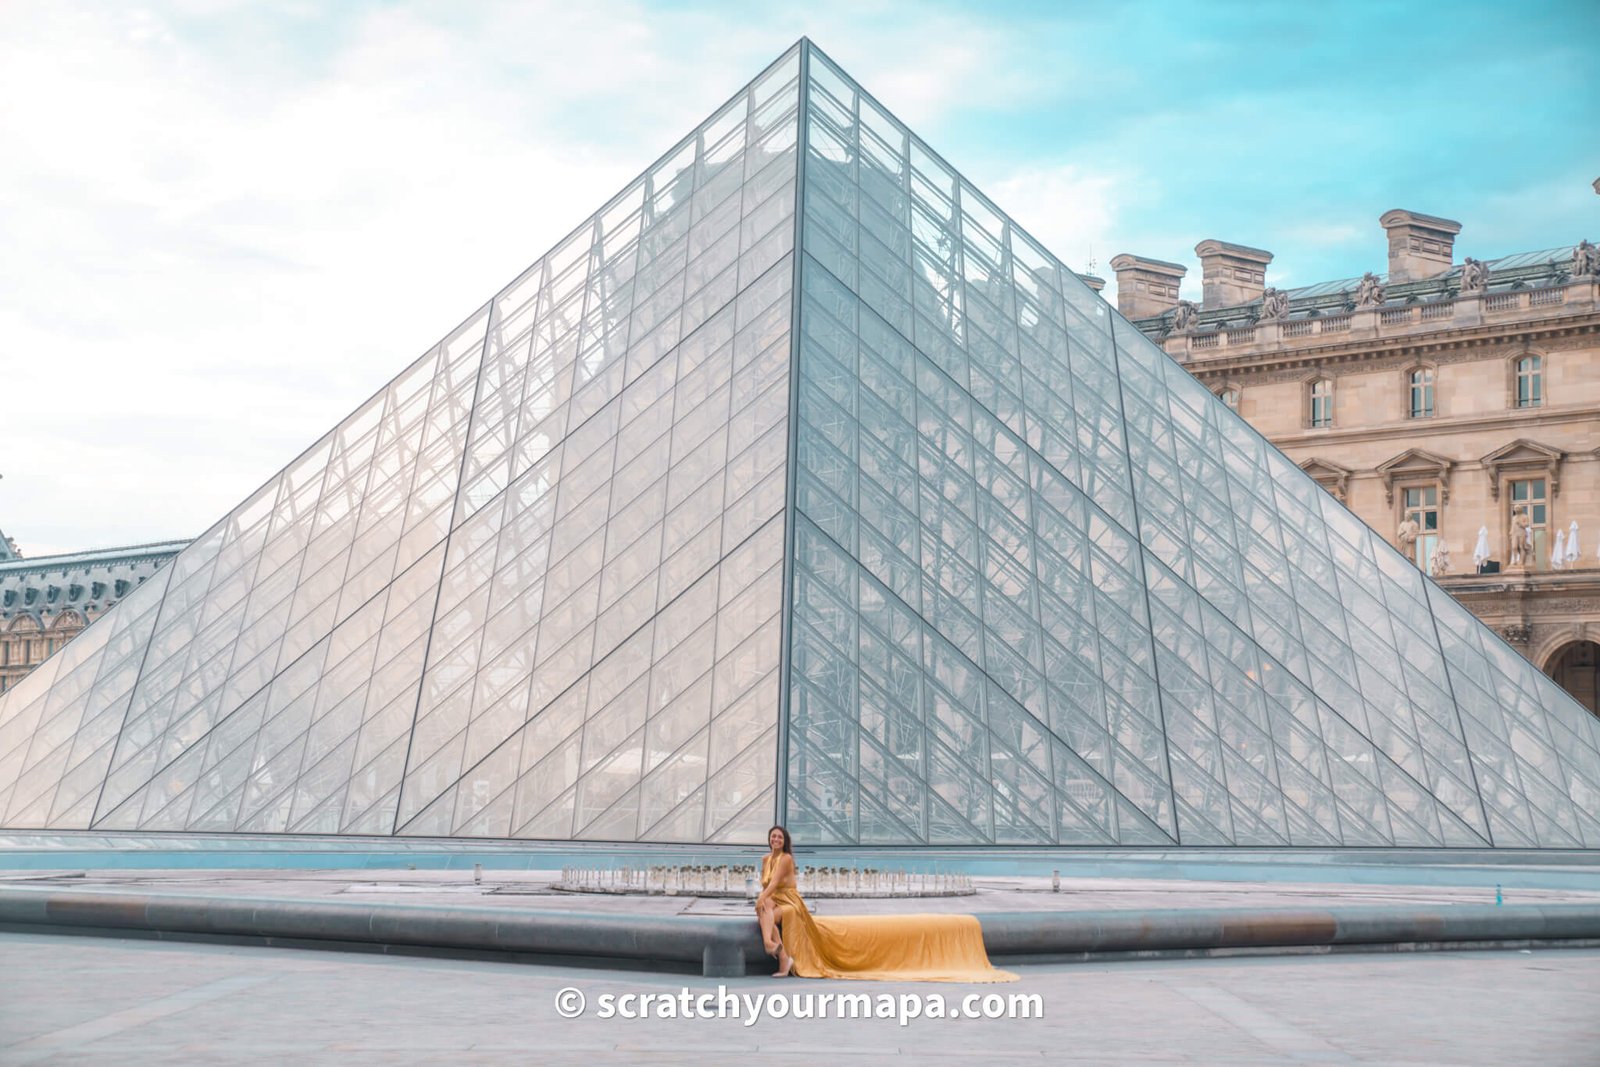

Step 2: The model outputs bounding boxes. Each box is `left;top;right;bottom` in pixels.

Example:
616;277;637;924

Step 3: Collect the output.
1407;367;1434;418
1516;355;1542;408
1216;386;1240;412
1308;378;1334;428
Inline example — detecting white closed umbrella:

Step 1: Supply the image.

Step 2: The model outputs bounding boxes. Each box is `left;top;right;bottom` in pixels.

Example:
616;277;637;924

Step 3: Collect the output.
1552;529;1566;569
1472;526;1490;570
1566;521;1580;565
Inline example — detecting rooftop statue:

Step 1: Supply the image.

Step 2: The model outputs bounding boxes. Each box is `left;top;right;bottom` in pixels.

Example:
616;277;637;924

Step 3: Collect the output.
1170;299;1199;332
1355;272;1385;308
1460;256;1490;293
1572;239;1599;277
1258;287;1289;321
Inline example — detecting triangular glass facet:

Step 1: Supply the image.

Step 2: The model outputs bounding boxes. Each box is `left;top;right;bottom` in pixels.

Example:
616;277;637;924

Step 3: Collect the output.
777;42;1600;848
0;43;804;841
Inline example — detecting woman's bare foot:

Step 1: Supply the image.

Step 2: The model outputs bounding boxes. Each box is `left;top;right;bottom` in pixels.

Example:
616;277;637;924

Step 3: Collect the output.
773;946;793;977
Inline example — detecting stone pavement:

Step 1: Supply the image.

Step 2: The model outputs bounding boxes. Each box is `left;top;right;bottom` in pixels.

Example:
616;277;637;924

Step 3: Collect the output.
4;866;1595;919
1;931;1597;1065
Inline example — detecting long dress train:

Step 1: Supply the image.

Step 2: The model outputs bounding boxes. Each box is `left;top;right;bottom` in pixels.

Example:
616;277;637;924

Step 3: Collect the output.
762;854;1017;982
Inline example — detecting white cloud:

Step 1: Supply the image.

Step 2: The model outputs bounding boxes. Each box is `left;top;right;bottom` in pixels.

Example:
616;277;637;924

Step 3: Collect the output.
986;164;1122;276
0;2;1040;556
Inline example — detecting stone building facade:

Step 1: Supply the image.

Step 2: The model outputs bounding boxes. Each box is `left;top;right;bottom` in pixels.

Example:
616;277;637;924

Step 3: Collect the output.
0;538;187;695
1117;213;1600;714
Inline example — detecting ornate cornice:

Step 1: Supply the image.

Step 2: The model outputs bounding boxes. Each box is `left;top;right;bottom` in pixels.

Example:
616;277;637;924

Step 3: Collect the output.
1266;405;1600;451
1183;312;1600;381
1460;596;1600;615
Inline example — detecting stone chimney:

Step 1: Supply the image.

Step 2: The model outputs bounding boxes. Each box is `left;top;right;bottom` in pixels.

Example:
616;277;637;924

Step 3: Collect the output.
1379;209;1462;282
1108;254;1185;319
1075;271;1106;293
1194;240;1272;309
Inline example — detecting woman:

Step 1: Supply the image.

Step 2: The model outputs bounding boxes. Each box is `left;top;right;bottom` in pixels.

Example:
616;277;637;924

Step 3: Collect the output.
755;825;1016;982
755;825;799;976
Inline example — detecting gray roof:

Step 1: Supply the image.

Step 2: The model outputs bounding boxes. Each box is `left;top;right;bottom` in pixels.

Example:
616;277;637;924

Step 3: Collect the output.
1284;245;1577;300
1;540;187;625
0;540;189;577
1136;244;1583;333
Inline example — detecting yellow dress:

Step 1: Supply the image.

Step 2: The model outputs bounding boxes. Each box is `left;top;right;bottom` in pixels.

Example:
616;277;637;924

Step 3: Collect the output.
761;854;1017;983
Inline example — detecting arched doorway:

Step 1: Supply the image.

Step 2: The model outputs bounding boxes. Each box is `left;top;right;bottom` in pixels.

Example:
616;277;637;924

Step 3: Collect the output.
1545;641;1600;717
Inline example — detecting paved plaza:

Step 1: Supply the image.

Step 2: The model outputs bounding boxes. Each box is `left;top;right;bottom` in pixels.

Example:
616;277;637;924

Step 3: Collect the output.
1;930;1597;1066
4;860;1600;1065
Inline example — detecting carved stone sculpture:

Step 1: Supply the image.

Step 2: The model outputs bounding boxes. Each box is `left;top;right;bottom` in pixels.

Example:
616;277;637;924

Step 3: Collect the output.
1355;272;1385;308
1508;505;1532;567
1573;238;1600;277
1460;256;1490;293
1428;540;1452;576
1500;623;1532;645
1258;287;1289;321
1396;517;1420;559
1170;299;1199;333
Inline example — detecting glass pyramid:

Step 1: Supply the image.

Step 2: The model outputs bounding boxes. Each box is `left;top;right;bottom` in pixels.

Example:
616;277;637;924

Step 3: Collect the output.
2;41;1598;848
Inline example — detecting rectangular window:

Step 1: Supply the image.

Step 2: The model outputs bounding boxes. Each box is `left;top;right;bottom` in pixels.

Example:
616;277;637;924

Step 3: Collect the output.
1516;357;1543;409
1403;486;1440;571
1309;380;1333;428
1409;369;1434;418
1510;477;1548;568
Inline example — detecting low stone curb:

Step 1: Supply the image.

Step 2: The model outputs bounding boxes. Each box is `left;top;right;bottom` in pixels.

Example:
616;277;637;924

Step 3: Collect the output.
0;887;763;976
2;886;1598;976
977;904;1600;958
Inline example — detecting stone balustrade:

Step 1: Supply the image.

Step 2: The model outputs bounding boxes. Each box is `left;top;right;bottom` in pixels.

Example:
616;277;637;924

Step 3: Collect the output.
1153;278;1595;362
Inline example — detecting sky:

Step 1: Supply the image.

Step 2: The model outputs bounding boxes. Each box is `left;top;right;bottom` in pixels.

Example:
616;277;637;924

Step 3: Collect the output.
1;0;1596;556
